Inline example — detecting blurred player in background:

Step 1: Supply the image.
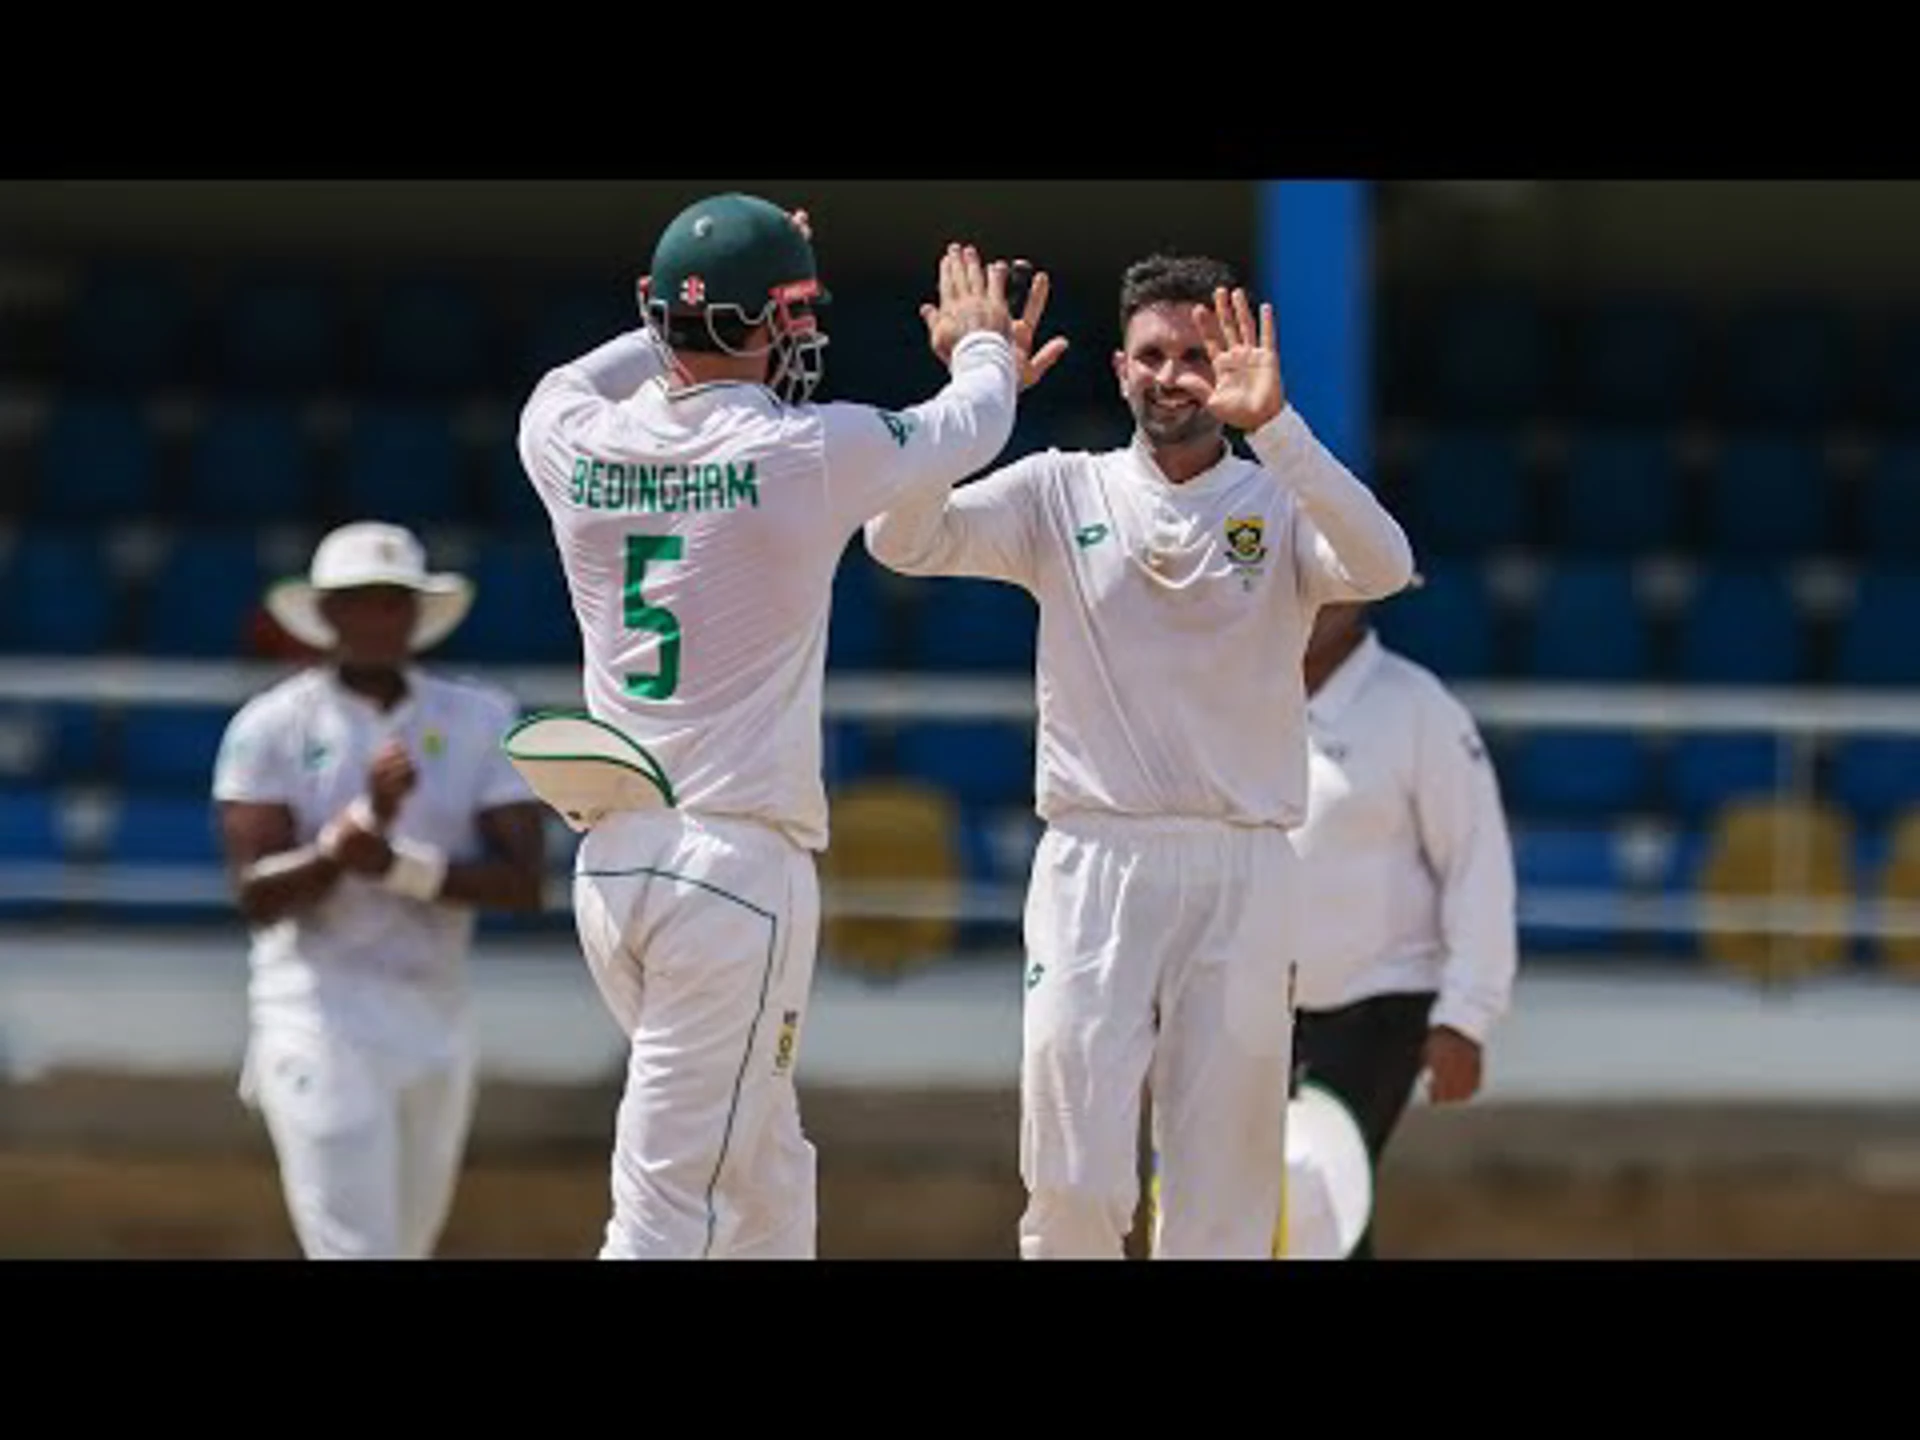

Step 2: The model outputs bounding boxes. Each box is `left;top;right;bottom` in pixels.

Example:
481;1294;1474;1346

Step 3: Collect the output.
512;193;1054;1259
865;254;1416;1259
1289;596;1518;1257
211;521;548;1259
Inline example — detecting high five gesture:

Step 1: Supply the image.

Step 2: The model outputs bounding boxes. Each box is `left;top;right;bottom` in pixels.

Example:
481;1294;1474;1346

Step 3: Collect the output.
1194;285;1286;432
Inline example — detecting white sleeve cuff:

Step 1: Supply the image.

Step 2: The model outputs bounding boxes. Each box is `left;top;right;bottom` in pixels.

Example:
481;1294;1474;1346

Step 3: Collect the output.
1429;992;1504;1046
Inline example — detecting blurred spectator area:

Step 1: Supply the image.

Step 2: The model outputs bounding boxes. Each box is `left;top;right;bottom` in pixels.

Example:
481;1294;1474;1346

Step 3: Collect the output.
5;234;1920;973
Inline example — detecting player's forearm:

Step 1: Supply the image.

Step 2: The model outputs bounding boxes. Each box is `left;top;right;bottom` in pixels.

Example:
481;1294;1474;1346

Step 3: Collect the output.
1248;408;1415;597
913;331;1019;482
234;846;345;926
436;860;548;913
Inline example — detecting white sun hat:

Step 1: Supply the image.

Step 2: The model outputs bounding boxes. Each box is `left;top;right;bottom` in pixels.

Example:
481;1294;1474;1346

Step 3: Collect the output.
1278;1080;1376;1260
264;521;474;653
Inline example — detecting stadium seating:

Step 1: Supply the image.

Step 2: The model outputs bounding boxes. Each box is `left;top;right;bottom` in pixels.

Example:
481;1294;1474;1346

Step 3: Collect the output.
1871;805;1920;973
1427;290;1550;423
335;403;467;528
1716;297;1852;432
115;705;233;794
133;531;269;659
1693;796;1855;982
33;394;160;525
1673;566;1808;685
1396;428;1531;557
1552;427;1684;556
0;530;119;654
828;542;893;672
184;400;316;524
59;263;199;392
1856;441;1920;567
1703;435;1830;558
900;576;1038;675
1524;560;1648;681
1566;292;1700;426
208;268;344;396
1369;560;1499;679
365;274;496;399
1508;731;1654;819
1511;824;1626;953
817;778;963;979
893;719;1034;810
436;536;578;666
1833;572;1920;687
1665;734;1788;821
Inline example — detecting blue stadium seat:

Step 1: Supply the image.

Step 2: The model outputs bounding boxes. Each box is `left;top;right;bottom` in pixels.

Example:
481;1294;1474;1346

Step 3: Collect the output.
0;531;118;654
1717;298;1851;431
367;275;494;397
336;405;465;527
209;269;343;394
34;394;160;524
1674;566;1807;685
1856;441;1920;568
1704;435;1829;558
61;263;198;390
117;705;235;794
1512;824;1625;953
518;281;636;390
1372;560;1498;680
185;400;315;524
1830;737;1920;830
1525;560;1648;681
1429;291;1550;422
1666;735;1785;820
0;703;107;785
893;719;1034;809
1834;572;1920;687
0;786;65;920
436;537;576;665
1553;427;1683;556
903;577;1037;675
1509;731;1653;818
1876;313;1920;429
1397;428;1530;557
829;543;891;672
135;531;268;658
484;431;544;528
823;719;875;790
105;794;225;867
1568;293;1699;425
0;786;62;860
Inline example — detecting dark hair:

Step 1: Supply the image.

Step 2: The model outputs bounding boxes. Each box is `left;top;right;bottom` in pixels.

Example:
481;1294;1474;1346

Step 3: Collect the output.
1117;254;1239;341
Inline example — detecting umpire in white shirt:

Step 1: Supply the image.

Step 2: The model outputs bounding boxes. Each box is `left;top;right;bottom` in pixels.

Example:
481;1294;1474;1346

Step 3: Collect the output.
1289;596;1518;1258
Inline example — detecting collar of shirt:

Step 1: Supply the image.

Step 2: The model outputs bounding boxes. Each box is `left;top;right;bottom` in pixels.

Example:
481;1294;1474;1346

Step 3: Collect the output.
324;665;423;728
1124;429;1245;500
1306;629;1385;726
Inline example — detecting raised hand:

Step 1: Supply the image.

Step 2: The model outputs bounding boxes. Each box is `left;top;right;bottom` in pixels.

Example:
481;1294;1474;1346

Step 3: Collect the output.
1193;285;1286;432
366;738;418;828
1007;261;1070;392
919;243;1014;369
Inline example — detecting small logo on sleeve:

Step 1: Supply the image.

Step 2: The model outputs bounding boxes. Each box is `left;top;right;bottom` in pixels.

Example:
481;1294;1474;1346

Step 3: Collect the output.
1074;523;1109;549
878;411;918;448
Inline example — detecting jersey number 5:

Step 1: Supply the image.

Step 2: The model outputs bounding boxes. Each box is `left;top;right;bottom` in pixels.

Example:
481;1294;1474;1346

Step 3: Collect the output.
623;534;683;700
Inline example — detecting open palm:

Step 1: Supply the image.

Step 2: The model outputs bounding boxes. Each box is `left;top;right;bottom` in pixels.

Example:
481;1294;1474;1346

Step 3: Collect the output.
1195;286;1285;431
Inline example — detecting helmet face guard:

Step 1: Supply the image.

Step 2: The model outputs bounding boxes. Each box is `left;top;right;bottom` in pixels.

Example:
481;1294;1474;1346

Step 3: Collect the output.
638;273;829;406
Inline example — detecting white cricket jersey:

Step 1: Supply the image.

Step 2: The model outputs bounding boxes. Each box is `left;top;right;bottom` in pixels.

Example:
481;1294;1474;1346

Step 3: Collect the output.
517;327;1017;851
211;666;534;1060
1288;631;1518;1042
863;406;1416;829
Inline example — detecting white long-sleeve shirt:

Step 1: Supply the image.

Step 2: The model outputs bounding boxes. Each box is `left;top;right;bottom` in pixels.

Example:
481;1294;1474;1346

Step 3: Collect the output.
1289;630;1518;1043
517;326;1017;852
863;407;1415;828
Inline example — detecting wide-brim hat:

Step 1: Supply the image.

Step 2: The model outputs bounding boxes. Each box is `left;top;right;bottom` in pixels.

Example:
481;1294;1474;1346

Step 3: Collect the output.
1281;1080;1376;1259
264;521;473;654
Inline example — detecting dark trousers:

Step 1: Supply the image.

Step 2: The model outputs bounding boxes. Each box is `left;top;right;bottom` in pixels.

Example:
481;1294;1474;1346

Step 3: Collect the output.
1292;990;1436;1259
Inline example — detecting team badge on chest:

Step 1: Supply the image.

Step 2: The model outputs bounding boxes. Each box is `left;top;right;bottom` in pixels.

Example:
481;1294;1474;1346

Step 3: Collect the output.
1224;515;1268;590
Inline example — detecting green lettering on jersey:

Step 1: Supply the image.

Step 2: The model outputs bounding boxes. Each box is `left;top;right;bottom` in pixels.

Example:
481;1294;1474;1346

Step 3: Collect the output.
878;411;917;448
565;455;763;514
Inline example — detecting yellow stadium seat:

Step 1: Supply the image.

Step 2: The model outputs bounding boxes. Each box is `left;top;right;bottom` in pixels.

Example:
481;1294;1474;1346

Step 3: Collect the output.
1695;797;1856;983
819;778;963;980
1872;805;1920;975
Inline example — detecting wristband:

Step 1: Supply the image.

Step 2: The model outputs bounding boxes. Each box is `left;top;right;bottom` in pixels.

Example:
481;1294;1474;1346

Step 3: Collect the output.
381;837;448;902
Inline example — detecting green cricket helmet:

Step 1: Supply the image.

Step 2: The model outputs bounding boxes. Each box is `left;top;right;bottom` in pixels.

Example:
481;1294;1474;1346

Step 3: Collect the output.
638;191;831;405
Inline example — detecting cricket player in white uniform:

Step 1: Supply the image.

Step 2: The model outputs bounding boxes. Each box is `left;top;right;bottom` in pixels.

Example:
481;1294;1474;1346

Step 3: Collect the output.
865;254;1418;1259
513;193;1036;1259
212;521;548;1259
1288;597;1518;1257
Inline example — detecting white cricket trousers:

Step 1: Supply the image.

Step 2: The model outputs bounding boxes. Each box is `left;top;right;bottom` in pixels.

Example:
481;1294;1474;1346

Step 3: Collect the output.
245;1022;477;1260
572;808;820;1260
1019;812;1300;1260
